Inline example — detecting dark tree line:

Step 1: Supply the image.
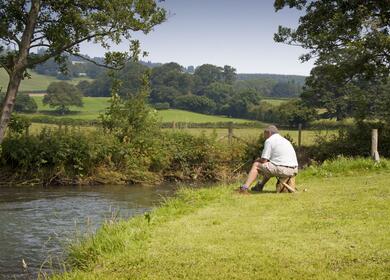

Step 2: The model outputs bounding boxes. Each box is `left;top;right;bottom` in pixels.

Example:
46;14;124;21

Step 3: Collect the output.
77;61;304;119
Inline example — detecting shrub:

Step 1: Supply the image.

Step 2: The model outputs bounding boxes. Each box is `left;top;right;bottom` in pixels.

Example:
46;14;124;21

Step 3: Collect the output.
153;102;170;110
306;121;390;161
0;92;37;113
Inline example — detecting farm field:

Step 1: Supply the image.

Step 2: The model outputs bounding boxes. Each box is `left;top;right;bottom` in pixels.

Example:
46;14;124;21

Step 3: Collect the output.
0;69;92;92
173;127;336;146
262;98;290;106
29;96;259;124
29;122;334;147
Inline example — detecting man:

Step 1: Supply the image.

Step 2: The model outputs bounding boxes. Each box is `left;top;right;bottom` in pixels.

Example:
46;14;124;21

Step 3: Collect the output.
240;125;298;192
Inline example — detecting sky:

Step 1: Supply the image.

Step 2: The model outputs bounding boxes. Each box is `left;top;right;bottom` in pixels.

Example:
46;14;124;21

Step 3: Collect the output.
80;0;314;76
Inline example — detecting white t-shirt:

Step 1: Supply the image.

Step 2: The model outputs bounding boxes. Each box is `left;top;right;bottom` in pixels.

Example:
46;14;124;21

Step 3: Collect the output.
261;133;298;167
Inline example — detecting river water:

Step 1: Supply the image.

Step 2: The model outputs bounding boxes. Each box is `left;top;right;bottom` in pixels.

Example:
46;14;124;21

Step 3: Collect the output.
0;184;174;279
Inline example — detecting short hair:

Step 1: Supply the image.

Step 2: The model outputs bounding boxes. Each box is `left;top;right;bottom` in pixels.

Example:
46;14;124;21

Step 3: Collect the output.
264;125;279;135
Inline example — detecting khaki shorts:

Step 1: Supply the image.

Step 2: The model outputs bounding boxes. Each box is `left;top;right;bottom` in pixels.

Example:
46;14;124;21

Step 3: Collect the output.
257;161;298;178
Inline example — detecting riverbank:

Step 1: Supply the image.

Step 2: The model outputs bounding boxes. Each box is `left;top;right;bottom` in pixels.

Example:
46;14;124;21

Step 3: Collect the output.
53;158;390;279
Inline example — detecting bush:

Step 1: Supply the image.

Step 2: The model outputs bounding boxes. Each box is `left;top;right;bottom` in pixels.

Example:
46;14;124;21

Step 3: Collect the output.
306;121;390;161
153;102;170;110
0;92;38;113
0;129;117;178
8;114;31;135
161;131;246;181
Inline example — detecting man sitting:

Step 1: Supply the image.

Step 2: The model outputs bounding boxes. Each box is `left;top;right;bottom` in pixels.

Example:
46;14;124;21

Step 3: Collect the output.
240;125;298;193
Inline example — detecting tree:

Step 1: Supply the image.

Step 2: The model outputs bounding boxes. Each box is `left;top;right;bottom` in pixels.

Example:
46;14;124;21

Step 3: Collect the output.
0;92;37;113
274;0;390;122
274;0;390;81
0;0;166;143
222;65;237;84
43;82;83;114
194;64;224;91
277;99;317;128
174;95;216;114
271;80;301;98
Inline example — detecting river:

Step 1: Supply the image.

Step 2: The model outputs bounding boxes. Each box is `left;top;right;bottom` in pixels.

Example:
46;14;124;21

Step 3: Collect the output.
0;184;174;279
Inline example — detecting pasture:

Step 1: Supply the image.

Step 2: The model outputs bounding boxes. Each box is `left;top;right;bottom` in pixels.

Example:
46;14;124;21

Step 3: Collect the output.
262;98;290;106
0;69;91;92
29;96;259;124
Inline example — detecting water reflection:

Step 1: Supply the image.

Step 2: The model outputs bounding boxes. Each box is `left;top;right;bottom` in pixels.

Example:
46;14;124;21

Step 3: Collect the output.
0;184;174;279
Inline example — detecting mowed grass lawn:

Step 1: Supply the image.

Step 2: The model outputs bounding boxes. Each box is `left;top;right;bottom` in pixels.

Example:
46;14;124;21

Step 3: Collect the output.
0;69;91;92
55;158;390;280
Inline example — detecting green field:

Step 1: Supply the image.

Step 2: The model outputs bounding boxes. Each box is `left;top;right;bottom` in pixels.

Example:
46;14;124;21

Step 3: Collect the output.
29;96;259;124
0;69;92;92
54;158;390;279
262;98;290;106
179;127;336;146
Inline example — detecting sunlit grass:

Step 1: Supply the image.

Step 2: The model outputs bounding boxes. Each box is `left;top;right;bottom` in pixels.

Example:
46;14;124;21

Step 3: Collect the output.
53;158;390;279
262;98;290;106
0;69;91;92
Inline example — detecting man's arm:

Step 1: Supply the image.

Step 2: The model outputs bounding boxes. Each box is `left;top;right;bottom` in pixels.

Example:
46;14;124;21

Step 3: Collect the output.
257;158;269;163
257;140;271;163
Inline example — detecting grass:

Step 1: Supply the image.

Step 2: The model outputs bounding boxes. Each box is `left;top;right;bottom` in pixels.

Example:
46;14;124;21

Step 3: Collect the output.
0;69;92;92
28;96;259;124
156;109;257;124
53;158;390;280
262;98;290;106
176;127;337;146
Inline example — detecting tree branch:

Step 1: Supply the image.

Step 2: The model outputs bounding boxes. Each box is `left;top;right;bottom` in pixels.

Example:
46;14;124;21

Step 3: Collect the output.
27;29;119;67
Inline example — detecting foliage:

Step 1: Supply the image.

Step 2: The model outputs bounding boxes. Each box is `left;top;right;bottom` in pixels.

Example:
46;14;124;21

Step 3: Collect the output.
277;99;317;128
43;82;83;114
0;129;117;180
153;102;170;110
8;114;31;135
0;0;166;143
0;92;37;113
274;0;390;81
275;0;390;121
307;121;390;162
270;80;301;98
174;95;216;114
251;99;317;128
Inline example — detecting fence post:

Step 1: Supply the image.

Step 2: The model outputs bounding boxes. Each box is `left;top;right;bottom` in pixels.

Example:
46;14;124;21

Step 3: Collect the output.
298;123;302;147
371;129;380;162
172;121;176;129
228;122;233;145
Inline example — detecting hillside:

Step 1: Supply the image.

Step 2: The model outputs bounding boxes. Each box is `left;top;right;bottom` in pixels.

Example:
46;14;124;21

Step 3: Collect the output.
30;96;258;124
0;69;92;92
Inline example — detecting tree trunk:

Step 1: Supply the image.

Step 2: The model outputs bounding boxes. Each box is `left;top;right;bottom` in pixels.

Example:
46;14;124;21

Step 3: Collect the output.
0;71;24;143
0;0;40;144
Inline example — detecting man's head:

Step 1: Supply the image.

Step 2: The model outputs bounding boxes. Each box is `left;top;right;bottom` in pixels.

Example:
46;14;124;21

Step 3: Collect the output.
264;125;279;139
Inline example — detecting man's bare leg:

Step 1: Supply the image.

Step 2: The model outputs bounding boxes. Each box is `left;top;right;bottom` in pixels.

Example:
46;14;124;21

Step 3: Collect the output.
243;162;261;187
240;162;271;192
252;175;270;192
